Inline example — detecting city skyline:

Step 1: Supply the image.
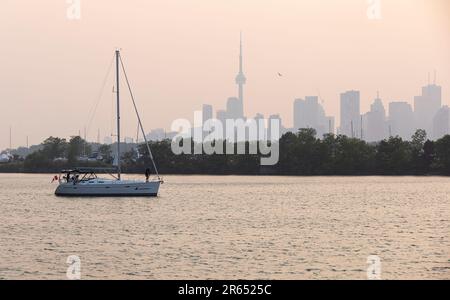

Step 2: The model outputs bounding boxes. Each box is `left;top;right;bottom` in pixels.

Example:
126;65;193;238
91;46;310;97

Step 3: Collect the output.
197;41;447;144
1;32;448;150
196;36;448;144
1;0;450;150
2;41;449;151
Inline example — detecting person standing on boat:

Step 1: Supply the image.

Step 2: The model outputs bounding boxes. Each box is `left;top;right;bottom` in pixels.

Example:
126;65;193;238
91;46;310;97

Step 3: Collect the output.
145;168;150;182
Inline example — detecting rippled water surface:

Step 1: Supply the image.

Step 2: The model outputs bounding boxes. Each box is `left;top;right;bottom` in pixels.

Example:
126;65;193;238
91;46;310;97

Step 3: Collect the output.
0;174;449;279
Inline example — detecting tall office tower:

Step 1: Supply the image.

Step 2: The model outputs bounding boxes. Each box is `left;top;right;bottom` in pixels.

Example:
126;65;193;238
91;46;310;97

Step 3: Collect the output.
293;98;306;132
216;109;227;137
202;104;213;139
216;109;227;122
389;101;415;140
293;96;330;137
294;97;318;131
235;33;246;119
146;128;166;141
340;91;361;138
414;83;442;136
366;95;387;142
226;97;242;120
433;106;450;140
202;104;213;125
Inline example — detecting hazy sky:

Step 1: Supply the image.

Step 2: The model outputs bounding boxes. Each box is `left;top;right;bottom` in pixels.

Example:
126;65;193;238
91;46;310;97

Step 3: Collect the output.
1;0;449;150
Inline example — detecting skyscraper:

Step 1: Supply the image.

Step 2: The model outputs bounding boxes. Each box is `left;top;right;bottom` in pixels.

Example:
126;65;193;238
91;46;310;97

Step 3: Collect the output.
366;95;387;142
234;33;246;119
226;97;242;120
293;98;306;132
414;83;442;135
389;101;415;140
433;106;450;140
293;96;330;137
216;109;227;140
294;97;317;131
202;104;214;139
202;104;213;125
216;110;227;126
340;91;361;138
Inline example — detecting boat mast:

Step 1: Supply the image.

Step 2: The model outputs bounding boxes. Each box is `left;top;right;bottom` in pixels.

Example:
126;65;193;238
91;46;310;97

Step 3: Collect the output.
115;50;121;180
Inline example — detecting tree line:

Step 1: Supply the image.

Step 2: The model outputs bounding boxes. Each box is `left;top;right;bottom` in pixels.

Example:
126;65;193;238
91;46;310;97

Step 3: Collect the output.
1;129;449;175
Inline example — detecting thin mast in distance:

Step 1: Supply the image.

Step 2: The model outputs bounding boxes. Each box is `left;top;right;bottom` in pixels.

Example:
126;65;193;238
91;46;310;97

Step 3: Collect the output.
115;50;121;180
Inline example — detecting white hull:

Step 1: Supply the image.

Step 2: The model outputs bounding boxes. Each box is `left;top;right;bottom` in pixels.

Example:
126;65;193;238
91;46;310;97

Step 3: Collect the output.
55;179;160;197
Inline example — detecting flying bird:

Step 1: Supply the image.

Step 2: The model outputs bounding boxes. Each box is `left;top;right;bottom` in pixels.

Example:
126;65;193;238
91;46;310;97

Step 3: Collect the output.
277;72;283;77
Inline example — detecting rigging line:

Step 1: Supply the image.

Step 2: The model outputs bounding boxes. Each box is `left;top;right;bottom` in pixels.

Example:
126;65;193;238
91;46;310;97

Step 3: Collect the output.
86;53;115;137
85;53;116;139
136;121;140;144
118;53;160;178
111;85;114;137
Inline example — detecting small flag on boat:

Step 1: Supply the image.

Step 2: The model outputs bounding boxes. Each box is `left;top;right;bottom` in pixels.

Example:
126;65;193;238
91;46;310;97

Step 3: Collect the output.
51;175;58;183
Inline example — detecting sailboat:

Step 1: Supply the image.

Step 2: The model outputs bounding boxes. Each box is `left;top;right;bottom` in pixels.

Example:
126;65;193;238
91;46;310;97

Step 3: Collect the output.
55;50;162;197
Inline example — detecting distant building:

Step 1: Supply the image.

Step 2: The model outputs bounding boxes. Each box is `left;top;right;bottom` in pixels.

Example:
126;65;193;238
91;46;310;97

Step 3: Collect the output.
202;104;213;125
146;128;167;141
226;97;243;120
216;110;227;125
433;106;450;139
294;97;316;131
340;91;361;138
366;96;387;142
205;33;248;140
389;101;415;140
235;33;246;119
414;83;442;136
293;96;331;137
124;137;134;144
103;136;112;145
216;110;227;139
202;104;213;139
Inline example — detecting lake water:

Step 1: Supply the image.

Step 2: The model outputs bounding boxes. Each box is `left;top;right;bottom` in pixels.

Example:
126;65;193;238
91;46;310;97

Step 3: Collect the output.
0;174;449;279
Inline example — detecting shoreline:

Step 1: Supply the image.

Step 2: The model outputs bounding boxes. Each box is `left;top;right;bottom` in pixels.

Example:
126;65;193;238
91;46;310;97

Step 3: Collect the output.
0;170;447;177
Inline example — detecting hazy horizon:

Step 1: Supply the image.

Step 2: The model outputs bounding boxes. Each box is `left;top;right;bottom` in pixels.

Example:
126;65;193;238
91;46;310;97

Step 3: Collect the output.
1;0;449;150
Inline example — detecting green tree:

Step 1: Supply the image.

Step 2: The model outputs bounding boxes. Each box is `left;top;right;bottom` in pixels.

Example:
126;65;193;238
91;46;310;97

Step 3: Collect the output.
410;129;428;173
67;136;90;163
333;135;375;175
294;128;323;175
411;129;427;149
434;135;450;174
42;136;67;159
422;140;435;173
375;137;412;174
98;144;113;163
317;133;338;174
